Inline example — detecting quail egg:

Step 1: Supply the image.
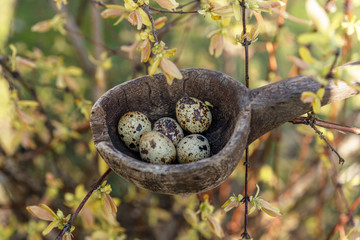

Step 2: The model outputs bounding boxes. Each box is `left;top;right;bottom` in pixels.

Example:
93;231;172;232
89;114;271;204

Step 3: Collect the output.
118;111;151;151
177;134;211;163
176;97;212;133
153;117;184;146
139;131;176;164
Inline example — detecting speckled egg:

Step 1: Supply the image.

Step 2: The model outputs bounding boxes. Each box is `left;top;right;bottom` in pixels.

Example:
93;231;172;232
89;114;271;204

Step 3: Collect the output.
176;97;212;133
118;111;151;151
177;134;211;163
139;131;177;164
153;117;184;146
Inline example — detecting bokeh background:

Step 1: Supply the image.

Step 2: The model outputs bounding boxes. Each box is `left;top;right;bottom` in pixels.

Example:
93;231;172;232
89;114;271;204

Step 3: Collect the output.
1;0;360;239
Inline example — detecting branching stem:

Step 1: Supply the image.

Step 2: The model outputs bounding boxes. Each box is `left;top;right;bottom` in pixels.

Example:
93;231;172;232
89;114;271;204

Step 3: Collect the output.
295;114;345;165
240;0;251;239
55;168;112;240
143;5;159;43
290;116;360;135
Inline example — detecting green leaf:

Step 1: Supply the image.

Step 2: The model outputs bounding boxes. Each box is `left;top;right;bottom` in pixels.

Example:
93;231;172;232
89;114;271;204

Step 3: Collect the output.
183;208;198;227
9;44;17;71
312;98;321;113
299;47;316;64
297;32;329;45
254;184;260;198
42;220;60;236
248;205;256;215
316;87;325;99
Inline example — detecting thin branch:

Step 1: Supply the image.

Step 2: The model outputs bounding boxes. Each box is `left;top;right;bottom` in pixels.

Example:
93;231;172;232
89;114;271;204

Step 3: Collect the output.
240;1;251;239
143;5;159;43
149;6;198;14
177;0;198;9
326;48;341;79
65;26;128;58
55;168;112;240
91;0;107;8
290;117;360;135
309;119;345;164
91;2;107;100
328;153;354;225
272;8;313;26
50;1;95;75
326;194;360;240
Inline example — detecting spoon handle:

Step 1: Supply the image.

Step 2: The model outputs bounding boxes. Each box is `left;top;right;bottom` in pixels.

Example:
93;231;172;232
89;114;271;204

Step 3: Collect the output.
247;75;359;144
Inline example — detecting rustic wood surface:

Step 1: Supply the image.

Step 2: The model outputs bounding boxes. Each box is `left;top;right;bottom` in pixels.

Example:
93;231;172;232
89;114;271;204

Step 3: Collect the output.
90;68;359;194
248;75;359;143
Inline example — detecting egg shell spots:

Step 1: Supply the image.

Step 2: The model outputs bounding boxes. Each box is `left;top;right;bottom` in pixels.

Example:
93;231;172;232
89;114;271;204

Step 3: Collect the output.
176;97;212;133
153;117;184;146
177;134;211;163
118;111;151;152
139;131;176;165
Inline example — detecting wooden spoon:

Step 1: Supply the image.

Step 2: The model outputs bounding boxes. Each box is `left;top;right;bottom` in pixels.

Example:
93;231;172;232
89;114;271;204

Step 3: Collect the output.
90;68;359;194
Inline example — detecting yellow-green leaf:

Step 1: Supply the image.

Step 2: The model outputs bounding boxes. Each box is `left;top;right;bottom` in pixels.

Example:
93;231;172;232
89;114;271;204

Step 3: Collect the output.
206;216;224;238
301;91;317;103
316;87;325;99
312;98;321;113
183;208;198;227
138;8;151;26
9;44;17;71
149;57;161;77
124;0;138;11
17;100;39;107
65;66;83;76
42;220;60;236
233;2;241;22
258;199;281;217
105;4;126;10
299;47;316;64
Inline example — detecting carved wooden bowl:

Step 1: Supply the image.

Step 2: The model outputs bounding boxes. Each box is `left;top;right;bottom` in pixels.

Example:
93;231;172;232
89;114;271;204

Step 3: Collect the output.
90;68;358;195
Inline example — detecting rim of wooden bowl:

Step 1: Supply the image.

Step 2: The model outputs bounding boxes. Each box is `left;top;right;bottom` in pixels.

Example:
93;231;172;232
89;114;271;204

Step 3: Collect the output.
90;68;251;194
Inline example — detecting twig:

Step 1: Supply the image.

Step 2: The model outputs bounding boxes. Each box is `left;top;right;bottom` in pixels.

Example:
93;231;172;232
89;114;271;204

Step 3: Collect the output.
91;0;107;8
325;48;341;79
326;194;360;240
50;0;96;75
290;116;360;135
55;168;112;240
309;119;345;165
90;2;107;100
328;153;354;225
272;8;313;26
177;0;198;9
173;19;193;63
240;1;251;239
143;5;159;43
149;6;198;14
65;26;127;58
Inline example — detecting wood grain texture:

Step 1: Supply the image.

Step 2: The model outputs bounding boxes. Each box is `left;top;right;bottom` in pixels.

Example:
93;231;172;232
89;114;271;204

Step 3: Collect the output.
248;75;359;143
90;68;359;194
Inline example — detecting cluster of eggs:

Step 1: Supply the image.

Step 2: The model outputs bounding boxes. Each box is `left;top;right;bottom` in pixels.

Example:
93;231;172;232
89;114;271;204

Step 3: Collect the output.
117;97;213;164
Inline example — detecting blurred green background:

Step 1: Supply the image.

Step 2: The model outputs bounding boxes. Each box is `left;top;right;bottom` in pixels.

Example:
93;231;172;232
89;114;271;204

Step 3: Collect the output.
1;0;360;239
